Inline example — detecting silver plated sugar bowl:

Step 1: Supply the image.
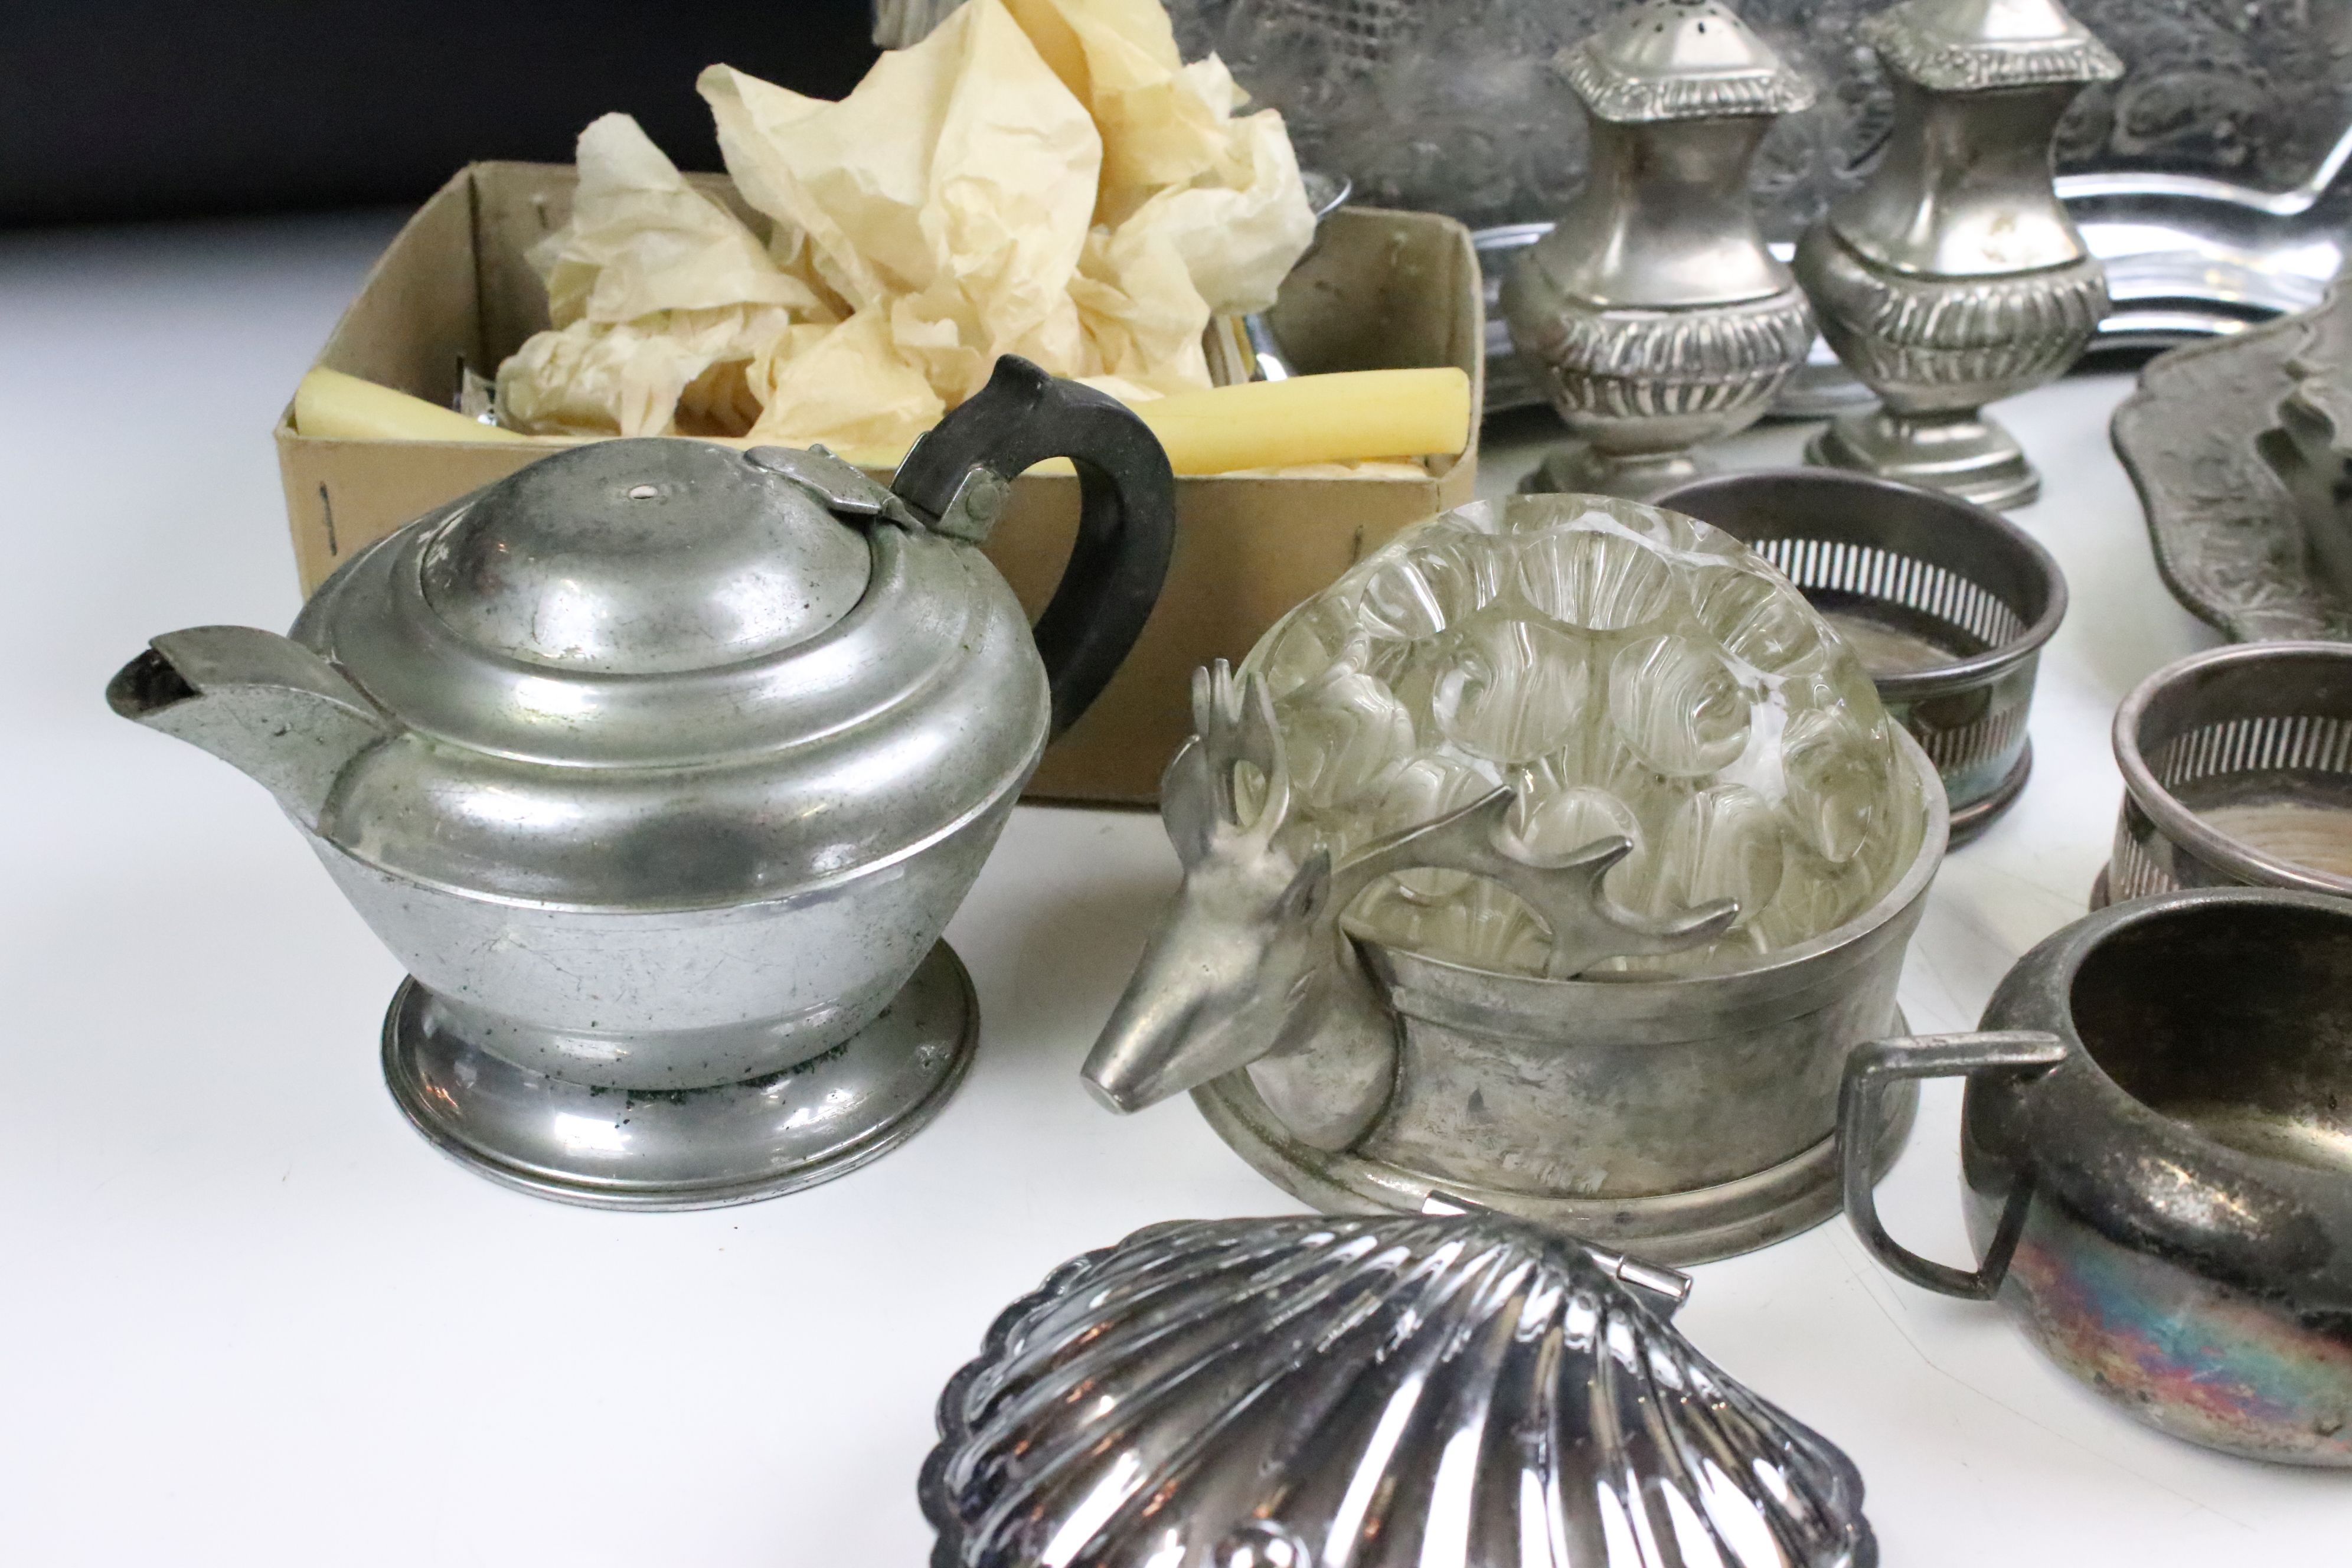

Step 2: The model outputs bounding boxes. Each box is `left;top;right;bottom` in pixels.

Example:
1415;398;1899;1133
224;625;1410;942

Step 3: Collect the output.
1840;888;2352;1466
1795;0;2122;509
109;357;1175;1209
1502;0;1818;502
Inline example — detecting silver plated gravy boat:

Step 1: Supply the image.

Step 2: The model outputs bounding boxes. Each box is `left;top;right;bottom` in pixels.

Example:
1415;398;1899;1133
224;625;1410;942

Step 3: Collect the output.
111;356;1175;1208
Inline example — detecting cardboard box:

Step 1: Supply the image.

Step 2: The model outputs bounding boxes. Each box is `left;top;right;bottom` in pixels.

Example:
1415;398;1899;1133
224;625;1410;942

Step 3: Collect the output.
276;161;1482;803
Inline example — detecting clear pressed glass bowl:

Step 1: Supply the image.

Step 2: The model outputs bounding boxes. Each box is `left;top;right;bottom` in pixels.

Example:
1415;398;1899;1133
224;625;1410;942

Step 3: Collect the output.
1241;492;1926;976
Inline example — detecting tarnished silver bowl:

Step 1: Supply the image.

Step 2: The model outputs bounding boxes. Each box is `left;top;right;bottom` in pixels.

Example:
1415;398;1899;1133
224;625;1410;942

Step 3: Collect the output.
1662;470;2067;843
1840;888;2352;1466
2099;641;2352;908
1183;730;1946;1265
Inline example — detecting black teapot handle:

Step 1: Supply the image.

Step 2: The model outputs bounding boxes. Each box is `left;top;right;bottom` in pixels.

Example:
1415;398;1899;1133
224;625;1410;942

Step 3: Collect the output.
892;356;1177;737
1837;1031;2067;1299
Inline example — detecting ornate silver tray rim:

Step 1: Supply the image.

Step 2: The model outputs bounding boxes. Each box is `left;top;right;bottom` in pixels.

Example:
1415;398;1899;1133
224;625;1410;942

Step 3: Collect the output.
2112;305;2352;643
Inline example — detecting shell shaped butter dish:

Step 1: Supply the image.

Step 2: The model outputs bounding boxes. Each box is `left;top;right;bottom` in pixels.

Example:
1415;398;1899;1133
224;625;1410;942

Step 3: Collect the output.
922;1215;1875;1568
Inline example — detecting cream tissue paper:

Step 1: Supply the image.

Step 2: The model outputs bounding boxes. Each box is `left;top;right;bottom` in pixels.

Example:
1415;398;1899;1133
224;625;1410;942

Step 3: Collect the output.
496;0;1315;461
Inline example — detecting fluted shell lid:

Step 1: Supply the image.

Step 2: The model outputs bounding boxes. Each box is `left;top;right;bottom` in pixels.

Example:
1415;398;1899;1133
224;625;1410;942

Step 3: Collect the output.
1563;0;1816;124
925;1215;1874;1568
1861;0;2123;93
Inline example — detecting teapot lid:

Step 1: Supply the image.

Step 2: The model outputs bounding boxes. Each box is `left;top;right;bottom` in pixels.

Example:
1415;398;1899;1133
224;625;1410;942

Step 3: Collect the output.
292;436;1043;775
1564;0;1815;125
1861;0;2122;93
288;436;1053;906
420;439;871;676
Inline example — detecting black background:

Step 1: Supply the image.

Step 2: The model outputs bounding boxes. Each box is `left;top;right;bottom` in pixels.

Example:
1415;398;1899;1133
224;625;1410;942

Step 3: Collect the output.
0;0;882;226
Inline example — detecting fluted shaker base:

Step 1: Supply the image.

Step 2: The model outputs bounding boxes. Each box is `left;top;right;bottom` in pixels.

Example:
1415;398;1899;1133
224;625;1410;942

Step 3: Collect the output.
1517;443;1713;502
1809;405;2041;509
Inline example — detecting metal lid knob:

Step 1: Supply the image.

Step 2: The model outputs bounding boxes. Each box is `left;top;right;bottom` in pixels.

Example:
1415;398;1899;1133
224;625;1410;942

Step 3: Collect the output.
419;439;872;676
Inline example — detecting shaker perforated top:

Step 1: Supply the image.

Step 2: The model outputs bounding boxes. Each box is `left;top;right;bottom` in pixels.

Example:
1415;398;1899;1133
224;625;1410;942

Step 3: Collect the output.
1562;0;1816;124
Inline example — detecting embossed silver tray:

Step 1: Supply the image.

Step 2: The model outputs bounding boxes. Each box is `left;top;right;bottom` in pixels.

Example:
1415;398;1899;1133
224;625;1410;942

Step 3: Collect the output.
2112;308;2352;642
1167;0;2352;237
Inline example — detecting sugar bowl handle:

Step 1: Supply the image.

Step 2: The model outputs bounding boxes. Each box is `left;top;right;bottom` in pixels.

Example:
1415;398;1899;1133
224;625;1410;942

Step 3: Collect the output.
893;355;1177;736
1838;1031;2067;1300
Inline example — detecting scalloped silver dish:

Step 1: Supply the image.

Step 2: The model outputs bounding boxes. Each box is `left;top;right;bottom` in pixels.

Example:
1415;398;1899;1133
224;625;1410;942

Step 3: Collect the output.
923;1214;1876;1568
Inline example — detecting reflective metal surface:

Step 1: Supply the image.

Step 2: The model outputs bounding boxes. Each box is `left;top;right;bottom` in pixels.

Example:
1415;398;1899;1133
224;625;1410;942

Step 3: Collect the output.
1840;889;2352;1466
1165;0;2352;240
2102;642;2352;909
386;940;977;1211
2111;305;2352;643
2270;271;2352;612
1482;161;2351;418
1660;470;2068;844
109;357;1178;1206
1502;1;1815;499
1082;663;1951;1263
923;1214;1878;1567
1796;0;2122;509
1236;170;1351;384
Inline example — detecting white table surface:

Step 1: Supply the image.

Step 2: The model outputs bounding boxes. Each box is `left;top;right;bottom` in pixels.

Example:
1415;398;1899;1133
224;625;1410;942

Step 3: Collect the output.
4;210;2344;1566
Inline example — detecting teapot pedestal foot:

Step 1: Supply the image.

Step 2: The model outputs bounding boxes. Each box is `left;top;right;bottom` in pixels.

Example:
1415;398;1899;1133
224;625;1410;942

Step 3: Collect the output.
1190;1021;1919;1267
1807;407;2041;509
381;940;978;1210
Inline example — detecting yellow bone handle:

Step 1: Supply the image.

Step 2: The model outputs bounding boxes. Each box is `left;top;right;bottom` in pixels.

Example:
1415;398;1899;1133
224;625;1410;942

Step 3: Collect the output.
293;367;533;443
292;365;1474;477
1132;368;1471;475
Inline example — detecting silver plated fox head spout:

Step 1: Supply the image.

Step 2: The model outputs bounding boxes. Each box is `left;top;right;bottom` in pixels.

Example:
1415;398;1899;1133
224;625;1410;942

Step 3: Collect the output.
922;1214;1877;1568
1082;662;1735;1152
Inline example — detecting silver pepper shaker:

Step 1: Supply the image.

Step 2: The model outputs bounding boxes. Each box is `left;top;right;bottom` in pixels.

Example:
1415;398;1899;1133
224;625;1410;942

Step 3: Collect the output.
1503;0;1817;501
1795;0;2122;508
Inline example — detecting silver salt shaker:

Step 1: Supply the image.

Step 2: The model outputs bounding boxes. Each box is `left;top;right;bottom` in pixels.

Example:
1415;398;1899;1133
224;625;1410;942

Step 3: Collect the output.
1796;0;2122;509
1502;0;1817;501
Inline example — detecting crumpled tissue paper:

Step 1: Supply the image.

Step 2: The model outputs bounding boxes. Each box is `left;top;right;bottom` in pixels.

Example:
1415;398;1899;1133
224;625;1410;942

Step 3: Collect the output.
497;0;1314;459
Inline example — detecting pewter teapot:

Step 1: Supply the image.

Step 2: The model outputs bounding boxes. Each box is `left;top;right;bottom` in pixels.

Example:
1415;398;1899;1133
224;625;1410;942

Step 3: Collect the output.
110;357;1174;1208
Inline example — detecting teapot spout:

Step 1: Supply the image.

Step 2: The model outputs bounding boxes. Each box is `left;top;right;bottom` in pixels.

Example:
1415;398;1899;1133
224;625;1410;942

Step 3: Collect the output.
107;626;393;830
